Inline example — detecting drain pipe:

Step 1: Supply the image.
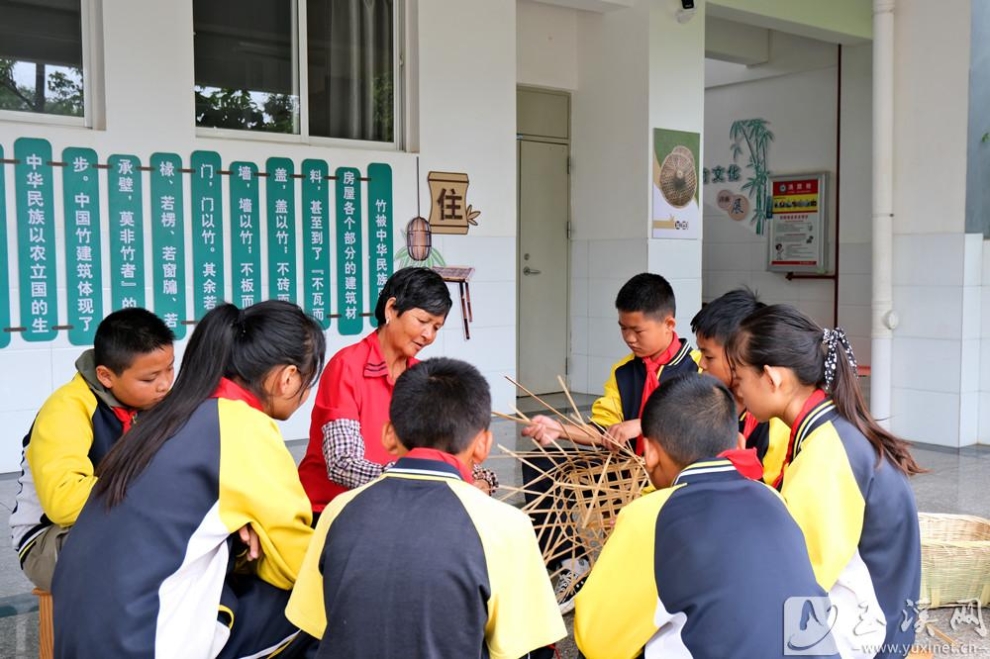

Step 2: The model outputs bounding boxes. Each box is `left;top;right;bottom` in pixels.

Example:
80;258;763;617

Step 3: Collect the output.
871;0;896;428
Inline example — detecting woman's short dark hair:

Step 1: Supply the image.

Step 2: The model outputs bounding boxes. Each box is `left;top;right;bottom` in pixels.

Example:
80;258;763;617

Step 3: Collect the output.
374;267;453;325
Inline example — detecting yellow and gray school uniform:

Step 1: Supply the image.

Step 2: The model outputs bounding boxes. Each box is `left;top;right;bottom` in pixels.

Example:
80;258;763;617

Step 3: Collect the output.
52;389;314;659
10;350;133;590
574;457;837;659
287;454;566;659
783;398;921;659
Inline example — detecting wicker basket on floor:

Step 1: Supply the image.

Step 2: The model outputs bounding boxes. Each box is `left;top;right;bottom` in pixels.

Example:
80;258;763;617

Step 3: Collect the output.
918;512;990;608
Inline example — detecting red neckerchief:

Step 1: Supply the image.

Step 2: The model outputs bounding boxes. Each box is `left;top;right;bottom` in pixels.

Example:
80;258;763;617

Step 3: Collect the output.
717;448;764;480
773;388;827;490
210;377;265;412
404;447;473;482
740;410;760;439
635;332;681;454
112;407;138;434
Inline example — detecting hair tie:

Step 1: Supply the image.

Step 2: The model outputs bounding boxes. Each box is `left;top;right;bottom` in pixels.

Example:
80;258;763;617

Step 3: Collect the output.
822;327;857;392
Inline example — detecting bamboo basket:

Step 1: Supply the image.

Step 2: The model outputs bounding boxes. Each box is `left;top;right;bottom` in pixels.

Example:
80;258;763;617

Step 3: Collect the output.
563;455;651;557
500;449;649;603
918;512;990;608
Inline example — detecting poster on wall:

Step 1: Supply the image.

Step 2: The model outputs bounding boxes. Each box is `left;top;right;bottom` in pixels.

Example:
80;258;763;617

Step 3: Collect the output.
0;137;402;345
652;128;700;240
703;118;775;236
766;173;828;273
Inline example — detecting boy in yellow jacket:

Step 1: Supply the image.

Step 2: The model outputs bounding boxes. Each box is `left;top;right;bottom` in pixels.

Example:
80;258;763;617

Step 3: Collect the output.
10;307;174;590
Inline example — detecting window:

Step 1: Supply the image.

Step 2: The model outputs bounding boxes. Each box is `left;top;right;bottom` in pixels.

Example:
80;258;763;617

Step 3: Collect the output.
193;0;397;144
0;0;86;120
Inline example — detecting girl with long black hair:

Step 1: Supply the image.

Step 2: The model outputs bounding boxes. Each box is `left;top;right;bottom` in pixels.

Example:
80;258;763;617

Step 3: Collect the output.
726;304;921;659
52;300;325;659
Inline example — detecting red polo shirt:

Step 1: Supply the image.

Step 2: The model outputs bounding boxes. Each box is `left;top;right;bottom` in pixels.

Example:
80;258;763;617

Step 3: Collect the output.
299;331;416;511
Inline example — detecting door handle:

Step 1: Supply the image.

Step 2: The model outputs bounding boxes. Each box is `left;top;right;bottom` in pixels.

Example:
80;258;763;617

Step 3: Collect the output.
523;266;542;275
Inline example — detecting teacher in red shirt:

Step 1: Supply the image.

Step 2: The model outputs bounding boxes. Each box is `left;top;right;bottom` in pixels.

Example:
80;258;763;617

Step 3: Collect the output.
299;267;497;521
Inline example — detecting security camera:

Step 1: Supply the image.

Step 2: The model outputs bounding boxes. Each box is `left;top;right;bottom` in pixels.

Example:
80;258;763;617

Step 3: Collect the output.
676;0;696;24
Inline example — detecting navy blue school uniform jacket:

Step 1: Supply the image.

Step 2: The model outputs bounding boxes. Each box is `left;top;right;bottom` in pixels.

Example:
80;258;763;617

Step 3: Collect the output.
574;457;839;659
287;452;566;659
782;397;921;659
51;390;313;658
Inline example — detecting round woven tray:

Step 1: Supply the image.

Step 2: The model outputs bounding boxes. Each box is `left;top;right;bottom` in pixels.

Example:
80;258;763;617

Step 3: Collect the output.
658;148;697;208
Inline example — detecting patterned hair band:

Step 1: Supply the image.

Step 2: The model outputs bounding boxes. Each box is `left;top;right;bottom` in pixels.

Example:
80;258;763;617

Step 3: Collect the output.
822;327;857;392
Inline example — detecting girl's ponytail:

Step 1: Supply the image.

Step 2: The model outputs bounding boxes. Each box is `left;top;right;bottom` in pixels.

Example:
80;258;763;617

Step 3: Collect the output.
826;331;924;476
729;305;923;477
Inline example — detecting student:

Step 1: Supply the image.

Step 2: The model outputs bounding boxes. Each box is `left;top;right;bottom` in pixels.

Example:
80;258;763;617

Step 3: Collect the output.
524;273;699;453
690;287;789;484
727;305;922;658
52;301;324;659
574;374;838;659
286;357;566;659
10;307;175;591
521;272;700;611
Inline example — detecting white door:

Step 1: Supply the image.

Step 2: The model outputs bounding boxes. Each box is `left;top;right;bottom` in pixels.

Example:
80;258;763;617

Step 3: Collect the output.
517;138;569;394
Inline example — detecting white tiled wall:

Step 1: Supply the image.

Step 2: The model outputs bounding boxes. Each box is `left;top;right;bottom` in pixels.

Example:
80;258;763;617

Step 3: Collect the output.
892;389;960;448
891;338;962;394
892;285;964;340
428;235;517;413
649;239;703;339
568;238;646;395
891;233;986;446
0;346;58;472
702;222;873;365
893;233;968;287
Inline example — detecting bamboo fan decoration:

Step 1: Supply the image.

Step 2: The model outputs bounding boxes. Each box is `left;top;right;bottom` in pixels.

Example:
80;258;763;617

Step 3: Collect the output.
658;145;698;208
491;376;651;605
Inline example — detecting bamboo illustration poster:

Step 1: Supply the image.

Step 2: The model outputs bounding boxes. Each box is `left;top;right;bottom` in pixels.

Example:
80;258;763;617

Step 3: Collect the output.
703;118;775;235
652;128;700;240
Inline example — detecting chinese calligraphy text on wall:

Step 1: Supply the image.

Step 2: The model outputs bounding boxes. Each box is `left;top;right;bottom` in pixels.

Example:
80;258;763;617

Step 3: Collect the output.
0;138;394;347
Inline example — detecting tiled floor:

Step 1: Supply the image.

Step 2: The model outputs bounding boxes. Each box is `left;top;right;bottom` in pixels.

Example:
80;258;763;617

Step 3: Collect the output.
1;403;988;658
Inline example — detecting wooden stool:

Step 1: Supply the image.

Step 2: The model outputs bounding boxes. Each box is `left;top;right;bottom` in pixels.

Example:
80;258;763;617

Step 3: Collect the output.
32;588;53;659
